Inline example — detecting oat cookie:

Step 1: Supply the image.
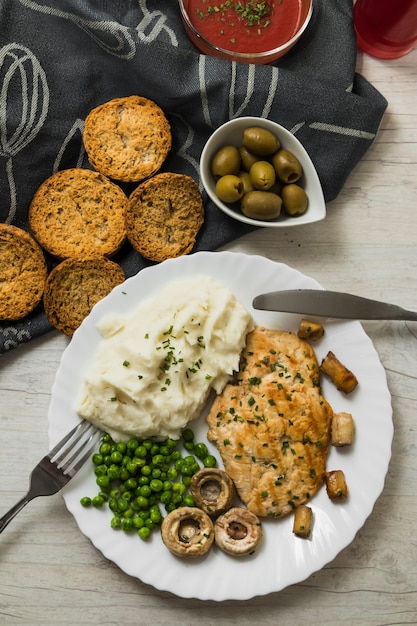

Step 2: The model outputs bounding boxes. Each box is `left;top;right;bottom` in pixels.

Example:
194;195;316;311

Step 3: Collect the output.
0;223;47;321
83;96;172;182
125;172;204;262
43;256;125;336
29;168;127;259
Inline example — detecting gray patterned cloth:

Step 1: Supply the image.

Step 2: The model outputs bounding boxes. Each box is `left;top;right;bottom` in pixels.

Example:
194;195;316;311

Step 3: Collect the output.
0;0;387;353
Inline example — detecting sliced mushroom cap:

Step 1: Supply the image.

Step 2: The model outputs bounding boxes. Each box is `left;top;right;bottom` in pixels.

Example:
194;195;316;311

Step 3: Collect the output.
190;468;236;516
214;507;263;556
161;506;214;557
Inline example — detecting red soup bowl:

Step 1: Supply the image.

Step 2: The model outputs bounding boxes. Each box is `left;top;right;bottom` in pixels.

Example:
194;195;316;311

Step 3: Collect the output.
178;0;313;64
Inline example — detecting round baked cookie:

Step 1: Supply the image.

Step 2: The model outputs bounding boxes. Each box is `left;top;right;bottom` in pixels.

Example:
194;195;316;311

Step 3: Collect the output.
43;256;125;336
0;223;47;321
29;168;127;259
83;96;172;182
126;172;204;262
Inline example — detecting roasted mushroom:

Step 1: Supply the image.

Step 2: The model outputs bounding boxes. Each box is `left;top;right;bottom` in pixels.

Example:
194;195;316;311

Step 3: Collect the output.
325;470;349;501
320;351;358;394
293;505;313;538
160;506;214;557
297;318;324;341
190;468;236;516
331;412;355;447
214;507;262;556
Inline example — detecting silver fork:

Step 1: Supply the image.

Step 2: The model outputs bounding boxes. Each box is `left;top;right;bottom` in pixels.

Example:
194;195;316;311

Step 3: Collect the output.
0;420;100;533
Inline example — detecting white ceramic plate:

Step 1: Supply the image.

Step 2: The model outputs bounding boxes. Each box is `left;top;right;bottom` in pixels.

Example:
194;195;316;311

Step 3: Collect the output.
48;252;393;601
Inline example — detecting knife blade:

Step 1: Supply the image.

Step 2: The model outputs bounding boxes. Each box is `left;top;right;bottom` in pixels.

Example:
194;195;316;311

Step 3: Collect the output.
252;289;417;321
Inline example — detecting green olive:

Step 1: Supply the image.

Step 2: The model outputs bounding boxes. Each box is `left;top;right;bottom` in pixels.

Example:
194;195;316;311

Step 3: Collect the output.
211;145;241;178
238;145;259;172
216;175;244;203
272;149;302;183
243;127;281;156
281;184;308;216
249;161;276;191
238;171;255;194
241;191;282;221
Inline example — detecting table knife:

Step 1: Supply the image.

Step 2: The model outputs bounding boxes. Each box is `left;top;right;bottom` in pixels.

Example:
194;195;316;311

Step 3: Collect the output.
252;289;417;321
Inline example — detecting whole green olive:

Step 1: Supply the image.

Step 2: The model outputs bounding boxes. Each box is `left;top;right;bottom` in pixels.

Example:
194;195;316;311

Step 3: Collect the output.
243;127;281;156
211;145;241;178
281;184;308;216
241;191;282;221
238;145;259;172
238;171;255;194
272;149;302;183
249;160;276;191
216;175;244;203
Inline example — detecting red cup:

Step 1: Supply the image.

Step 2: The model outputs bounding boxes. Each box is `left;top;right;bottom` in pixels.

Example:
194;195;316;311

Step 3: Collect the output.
354;0;417;59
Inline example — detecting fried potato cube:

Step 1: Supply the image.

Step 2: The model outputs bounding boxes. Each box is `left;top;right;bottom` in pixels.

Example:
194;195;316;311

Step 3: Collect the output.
297;319;324;341
293;505;313;538
331;412;355;447
320;351;358;394
325;470;348;500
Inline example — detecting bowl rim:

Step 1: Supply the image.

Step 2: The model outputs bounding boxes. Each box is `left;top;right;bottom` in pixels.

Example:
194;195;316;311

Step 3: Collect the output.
199;116;326;228
178;0;313;61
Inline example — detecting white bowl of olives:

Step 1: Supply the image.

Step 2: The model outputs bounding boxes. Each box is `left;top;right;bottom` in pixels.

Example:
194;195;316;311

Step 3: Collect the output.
200;117;326;227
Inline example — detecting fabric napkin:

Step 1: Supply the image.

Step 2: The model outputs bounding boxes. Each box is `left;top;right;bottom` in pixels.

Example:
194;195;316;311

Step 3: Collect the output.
0;0;387;353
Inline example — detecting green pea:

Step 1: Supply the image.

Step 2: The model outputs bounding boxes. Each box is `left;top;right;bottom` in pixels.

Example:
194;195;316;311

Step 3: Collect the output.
121;518;134;532
160;490;172;505
117;442;127;454
109;498;119;512
139;484;151;497
167;467;178;481
110;516;121;529
138;526;151;540
136;495;149;509
94;464;108;477
96;475;110;490
150;478;163;492
134;445;148;459
120;469;129;481
133;516;145;529
184;441;194;451
111;450;123;464
127;438;139;452
118;498;129;512
203;455;217;468
182;428;195;442
193;442;208;460
183;494;195;507
124;477;137;490
92;453;103;466
99;442;111;456
80;496;92;507
152;454;165;467
92;495;105;508
107;465;120;480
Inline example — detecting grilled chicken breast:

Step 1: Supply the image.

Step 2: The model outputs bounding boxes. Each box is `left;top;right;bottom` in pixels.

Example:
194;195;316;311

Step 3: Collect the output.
206;327;333;518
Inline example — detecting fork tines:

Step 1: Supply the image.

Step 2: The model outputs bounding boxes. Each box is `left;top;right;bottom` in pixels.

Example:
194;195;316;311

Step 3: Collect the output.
49;420;100;478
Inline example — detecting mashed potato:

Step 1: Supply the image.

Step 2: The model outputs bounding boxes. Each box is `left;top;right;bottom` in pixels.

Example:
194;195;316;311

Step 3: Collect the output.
77;277;253;442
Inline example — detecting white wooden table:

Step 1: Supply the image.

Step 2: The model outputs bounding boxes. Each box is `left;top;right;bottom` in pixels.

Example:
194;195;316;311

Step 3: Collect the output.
1;46;416;625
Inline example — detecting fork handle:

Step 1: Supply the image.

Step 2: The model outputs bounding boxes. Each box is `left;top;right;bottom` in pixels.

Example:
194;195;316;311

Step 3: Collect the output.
0;494;31;533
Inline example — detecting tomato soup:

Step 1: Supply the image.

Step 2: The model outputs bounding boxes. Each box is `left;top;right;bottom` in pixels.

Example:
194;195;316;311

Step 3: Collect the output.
187;0;306;54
